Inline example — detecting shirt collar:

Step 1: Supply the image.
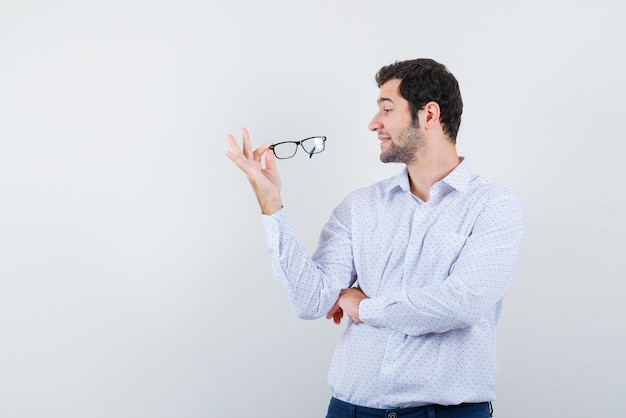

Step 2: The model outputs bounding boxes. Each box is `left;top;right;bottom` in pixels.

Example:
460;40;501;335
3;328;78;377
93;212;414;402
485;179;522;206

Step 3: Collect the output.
440;157;474;192
384;157;475;195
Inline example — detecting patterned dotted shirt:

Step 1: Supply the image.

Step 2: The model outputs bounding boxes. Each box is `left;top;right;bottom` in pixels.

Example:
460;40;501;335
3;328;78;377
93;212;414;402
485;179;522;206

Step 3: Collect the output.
262;158;525;409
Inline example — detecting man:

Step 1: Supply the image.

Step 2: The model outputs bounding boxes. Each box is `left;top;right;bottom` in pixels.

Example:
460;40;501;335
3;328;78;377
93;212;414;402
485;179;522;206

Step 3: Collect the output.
225;58;525;418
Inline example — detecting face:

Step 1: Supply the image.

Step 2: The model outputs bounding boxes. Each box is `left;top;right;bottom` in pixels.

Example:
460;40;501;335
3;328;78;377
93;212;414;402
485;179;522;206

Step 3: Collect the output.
368;79;424;164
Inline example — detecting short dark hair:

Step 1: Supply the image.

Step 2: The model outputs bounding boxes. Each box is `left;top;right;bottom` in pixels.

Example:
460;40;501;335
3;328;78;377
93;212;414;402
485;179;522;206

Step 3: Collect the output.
375;58;463;143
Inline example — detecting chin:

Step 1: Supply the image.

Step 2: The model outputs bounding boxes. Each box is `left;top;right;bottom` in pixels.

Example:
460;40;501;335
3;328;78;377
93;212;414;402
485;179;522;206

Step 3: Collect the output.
380;153;397;163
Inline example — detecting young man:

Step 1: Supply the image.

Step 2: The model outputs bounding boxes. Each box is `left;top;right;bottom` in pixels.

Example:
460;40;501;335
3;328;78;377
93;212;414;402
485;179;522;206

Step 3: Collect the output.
225;58;525;418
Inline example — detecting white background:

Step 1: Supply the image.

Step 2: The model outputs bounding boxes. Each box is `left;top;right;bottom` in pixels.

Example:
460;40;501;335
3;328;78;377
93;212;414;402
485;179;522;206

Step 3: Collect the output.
1;1;624;417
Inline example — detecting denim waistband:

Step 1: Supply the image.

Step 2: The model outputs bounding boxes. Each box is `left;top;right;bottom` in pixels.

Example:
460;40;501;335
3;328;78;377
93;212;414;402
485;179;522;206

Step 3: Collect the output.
327;397;492;418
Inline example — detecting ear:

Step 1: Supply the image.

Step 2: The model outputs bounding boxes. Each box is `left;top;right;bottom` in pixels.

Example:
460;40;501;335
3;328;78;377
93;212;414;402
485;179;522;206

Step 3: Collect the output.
422;101;441;130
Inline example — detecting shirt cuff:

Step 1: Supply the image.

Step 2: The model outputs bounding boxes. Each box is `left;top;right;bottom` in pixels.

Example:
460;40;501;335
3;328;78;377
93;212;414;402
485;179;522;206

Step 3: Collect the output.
358;297;388;328
261;207;290;256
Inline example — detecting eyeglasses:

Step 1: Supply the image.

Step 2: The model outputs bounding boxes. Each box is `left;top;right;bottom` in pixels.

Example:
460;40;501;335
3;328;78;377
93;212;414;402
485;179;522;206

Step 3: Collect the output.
269;136;327;159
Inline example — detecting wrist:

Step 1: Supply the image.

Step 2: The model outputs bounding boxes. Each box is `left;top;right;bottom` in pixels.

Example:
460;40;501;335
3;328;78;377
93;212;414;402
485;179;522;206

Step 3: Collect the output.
260;199;283;215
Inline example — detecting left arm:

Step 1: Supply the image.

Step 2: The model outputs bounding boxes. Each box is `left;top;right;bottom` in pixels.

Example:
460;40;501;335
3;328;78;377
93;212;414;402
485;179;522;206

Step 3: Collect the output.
352;193;525;335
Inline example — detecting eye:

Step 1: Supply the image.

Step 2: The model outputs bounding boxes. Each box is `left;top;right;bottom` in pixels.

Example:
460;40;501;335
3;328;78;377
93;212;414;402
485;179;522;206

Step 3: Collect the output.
383;109;391;114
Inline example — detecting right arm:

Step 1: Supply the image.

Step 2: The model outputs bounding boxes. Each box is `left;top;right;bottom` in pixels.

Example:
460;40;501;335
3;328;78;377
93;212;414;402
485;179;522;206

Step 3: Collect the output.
225;128;356;319
263;207;356;319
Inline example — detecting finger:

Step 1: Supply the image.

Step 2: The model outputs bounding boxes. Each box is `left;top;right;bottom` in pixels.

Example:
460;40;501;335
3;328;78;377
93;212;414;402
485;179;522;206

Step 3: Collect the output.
241;127;252;159
226;133;242;155
225;134;246;166
264;141;278;170
325;307;335;320
333;309;343;325
252;142;272;164
326;303;339;320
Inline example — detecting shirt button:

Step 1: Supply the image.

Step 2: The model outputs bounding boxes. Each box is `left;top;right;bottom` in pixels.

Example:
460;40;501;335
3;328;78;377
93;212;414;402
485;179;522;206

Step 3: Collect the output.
387;413;397;418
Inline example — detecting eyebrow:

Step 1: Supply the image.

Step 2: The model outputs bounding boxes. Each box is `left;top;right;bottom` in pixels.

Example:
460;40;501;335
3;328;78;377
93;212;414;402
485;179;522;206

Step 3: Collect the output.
377;97;395;105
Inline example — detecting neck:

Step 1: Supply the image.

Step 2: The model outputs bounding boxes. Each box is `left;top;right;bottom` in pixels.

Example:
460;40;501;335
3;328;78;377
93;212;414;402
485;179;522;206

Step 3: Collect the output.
406;146;460;201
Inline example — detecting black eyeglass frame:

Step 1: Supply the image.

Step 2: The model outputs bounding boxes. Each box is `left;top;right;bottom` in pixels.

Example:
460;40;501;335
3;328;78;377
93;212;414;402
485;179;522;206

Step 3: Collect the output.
268;136;327;159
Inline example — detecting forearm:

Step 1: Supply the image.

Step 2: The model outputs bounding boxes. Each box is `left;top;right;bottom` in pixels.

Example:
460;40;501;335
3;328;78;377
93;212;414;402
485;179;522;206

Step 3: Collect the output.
359;269;513;336
359;194;525;336
263;209;354;319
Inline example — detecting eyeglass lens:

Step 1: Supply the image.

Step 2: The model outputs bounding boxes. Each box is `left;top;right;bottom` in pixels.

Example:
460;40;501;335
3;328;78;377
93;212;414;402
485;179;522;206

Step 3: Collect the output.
272;142;298;159
301;137;325;157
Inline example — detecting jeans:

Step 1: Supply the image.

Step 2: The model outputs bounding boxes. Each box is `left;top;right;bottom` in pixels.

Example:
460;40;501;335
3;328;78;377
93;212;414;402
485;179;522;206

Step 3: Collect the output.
325;397;493;418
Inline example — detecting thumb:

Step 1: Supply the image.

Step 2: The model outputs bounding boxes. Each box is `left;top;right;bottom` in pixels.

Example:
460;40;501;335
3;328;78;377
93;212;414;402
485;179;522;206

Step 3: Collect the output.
264;143;278;171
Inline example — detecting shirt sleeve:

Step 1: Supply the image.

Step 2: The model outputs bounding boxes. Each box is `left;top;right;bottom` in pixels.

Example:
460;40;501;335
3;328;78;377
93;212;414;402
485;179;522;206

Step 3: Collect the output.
359;191;526;336
262;204;356;320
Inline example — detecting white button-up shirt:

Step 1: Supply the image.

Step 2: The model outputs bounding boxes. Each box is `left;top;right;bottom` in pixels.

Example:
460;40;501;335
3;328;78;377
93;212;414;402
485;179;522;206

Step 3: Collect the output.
262;159;525;409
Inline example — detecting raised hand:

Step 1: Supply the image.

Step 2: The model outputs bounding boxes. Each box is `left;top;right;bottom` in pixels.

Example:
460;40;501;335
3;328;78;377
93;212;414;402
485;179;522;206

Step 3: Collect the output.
225;127;283;215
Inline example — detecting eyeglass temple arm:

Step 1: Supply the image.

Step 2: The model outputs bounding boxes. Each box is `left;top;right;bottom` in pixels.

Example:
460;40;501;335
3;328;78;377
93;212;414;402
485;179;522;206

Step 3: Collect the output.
309;143;321;158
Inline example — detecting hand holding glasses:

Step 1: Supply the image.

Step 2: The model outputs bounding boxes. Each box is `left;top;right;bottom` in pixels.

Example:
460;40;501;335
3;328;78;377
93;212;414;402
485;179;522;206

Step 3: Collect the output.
269;136;327;159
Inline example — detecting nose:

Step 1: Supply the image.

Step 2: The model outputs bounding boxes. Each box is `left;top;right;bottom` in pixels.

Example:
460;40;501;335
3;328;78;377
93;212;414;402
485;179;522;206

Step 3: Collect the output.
368;113;382;132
